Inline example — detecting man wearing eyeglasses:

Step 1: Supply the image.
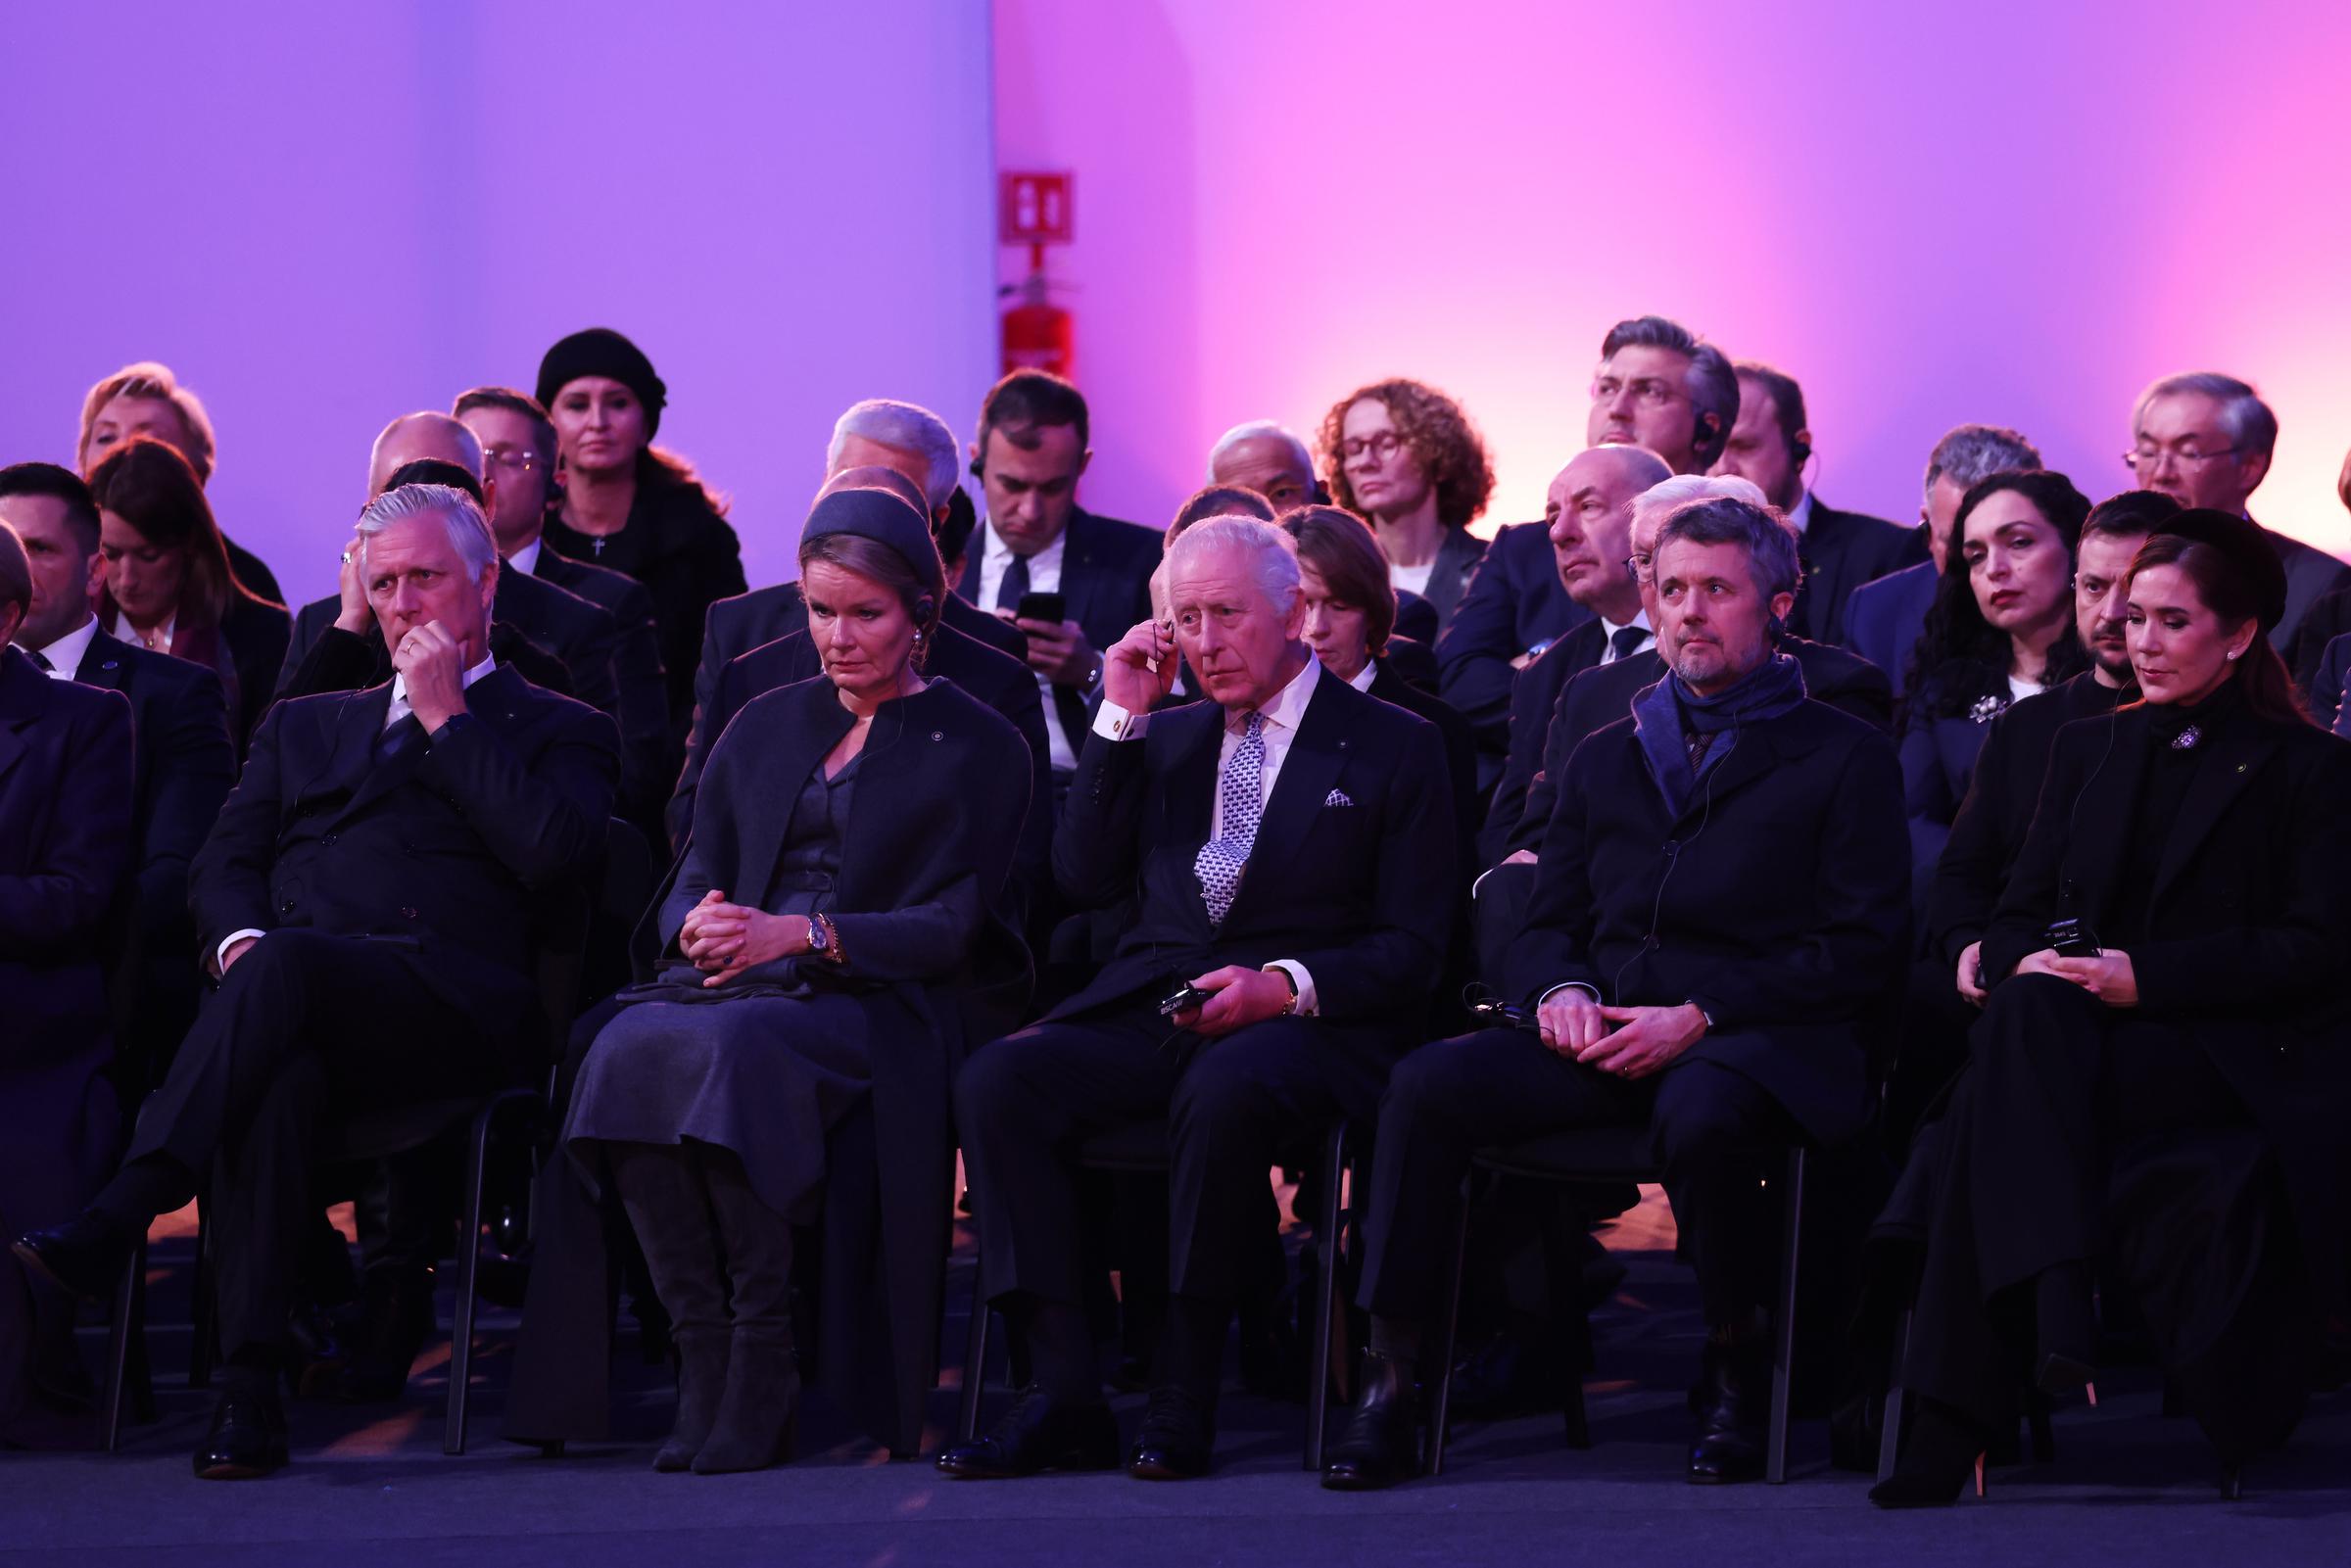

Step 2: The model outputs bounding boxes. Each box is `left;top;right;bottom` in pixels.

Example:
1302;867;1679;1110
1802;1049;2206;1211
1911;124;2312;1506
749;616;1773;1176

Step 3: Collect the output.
1587;315;1741;477
2126;371;2349;658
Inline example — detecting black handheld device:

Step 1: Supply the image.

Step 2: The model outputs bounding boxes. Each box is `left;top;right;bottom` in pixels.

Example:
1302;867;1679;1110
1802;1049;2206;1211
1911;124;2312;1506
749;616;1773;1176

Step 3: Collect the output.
1015;591;1067;625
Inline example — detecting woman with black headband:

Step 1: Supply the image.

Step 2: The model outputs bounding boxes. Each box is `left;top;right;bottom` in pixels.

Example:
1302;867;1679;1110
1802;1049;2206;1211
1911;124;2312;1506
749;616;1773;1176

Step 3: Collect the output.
536;327;744;747
1873;508;2351;1505
505;482;1032;1472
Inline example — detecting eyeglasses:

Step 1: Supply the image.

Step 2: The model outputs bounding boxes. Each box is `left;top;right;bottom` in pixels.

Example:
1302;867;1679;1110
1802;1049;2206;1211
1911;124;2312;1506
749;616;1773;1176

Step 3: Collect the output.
1624;550;1655;583
484;447;542;473
2123;442;2238;474
1591;376;1686;409
1338;431;1405;463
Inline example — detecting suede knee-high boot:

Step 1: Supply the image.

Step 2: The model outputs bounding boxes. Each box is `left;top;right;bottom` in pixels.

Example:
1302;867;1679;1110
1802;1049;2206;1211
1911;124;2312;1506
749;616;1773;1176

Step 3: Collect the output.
610;1143;733;1472
693;1151;802;1474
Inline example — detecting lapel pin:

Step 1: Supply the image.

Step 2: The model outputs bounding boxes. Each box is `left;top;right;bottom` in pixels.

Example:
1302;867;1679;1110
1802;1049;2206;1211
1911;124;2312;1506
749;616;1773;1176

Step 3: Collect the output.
2170;725;2202;750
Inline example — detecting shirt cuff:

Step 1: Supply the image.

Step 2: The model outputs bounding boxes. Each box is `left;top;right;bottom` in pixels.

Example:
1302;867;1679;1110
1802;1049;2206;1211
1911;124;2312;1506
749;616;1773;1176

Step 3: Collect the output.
1265;960;1318;1017
1093;699;1149;741
1538;981;1600;1005
216;928;266;974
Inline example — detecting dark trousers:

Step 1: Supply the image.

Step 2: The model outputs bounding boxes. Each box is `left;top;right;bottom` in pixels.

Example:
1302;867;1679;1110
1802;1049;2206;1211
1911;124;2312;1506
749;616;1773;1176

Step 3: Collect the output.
112;930;513;1361
1356;1027;1797;1329
958;1002;1383;1311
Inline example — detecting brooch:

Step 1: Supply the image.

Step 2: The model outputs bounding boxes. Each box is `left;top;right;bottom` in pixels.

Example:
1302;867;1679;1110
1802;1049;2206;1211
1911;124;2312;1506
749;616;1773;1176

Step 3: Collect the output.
1968;694;2006;726
2171;725;2202;751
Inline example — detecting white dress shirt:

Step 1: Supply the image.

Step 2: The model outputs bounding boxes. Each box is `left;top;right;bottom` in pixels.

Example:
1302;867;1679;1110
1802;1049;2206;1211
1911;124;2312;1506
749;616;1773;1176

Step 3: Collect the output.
1597;610;1653;663
216;652;500;972
506;537;544;577
30;614;100;681
1094;654;1324;1015
1344;660;1379;694
1390;560;1436;598
979;520;1077;770
1785;491;1815;537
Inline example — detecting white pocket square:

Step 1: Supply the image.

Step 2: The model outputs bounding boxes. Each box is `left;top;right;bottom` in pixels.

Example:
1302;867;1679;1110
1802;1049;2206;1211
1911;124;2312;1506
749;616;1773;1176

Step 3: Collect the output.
1322;788;1355;807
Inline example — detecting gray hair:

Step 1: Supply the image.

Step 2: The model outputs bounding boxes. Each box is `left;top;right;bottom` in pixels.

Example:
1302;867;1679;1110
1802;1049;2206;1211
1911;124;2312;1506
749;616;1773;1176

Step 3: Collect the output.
1632;473;1767;545
1922;424;2040;499
1164;514;1301;615
1600;315;1741;468
2133;371;2278;459
1206;419;1315;483
1654;496;1802;602
356;484;499;584
828;399;960;510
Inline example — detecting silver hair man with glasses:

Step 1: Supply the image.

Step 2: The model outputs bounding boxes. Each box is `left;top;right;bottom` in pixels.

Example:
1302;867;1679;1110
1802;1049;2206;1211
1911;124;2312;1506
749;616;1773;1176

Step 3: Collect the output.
942;515;1455;1485
14;482;617;1482
2128;371;2350;655
1586;315;1741;476
1844;424;2044;697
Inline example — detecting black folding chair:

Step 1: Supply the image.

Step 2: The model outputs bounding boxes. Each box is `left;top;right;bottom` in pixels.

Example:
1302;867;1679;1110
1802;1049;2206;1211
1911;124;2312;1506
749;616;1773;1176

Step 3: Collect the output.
1424;1128;1808;1483
955;1119;1352;1470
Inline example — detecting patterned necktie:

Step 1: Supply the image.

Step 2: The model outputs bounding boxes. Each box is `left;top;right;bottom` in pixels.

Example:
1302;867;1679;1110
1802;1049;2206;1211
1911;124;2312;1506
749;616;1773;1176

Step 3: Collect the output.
28;649;54;672
1685;728;1716;775
1193;711;1266;926
1609;625;1649;663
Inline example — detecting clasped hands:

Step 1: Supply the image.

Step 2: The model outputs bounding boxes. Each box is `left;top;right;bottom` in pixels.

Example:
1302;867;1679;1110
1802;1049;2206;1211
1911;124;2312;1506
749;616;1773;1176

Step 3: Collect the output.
1533;988;1706;1079
679;889;811;989
1169;965;1293;1039
2012;947;2138;1006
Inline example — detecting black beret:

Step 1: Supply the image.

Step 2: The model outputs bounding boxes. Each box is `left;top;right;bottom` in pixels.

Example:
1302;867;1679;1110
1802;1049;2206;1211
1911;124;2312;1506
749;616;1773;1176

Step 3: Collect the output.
800;485;943;603
2149;507;2288;632
384;458;484;507
536;328;667;438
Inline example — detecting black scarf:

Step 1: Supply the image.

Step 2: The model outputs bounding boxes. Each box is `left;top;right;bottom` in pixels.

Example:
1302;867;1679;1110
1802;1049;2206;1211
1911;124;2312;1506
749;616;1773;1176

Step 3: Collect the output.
1631;651;1808;817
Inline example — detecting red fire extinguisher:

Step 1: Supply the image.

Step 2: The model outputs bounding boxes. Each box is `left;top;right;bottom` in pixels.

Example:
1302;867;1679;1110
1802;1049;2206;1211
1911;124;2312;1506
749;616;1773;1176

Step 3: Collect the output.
1002;242;1074;379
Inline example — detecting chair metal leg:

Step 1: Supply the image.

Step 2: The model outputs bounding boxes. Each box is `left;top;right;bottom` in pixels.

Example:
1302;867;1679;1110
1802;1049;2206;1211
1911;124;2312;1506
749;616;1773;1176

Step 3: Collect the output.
1877;1308;1912;1482
1766;1146;1805;1485
1303;1122;1346;1472
188;1200;215;1389
444;1099;498;1456
104;1237;144;1453
1424;1178;1472;1478
956;1271;991;1444
2027;1387;2056;1463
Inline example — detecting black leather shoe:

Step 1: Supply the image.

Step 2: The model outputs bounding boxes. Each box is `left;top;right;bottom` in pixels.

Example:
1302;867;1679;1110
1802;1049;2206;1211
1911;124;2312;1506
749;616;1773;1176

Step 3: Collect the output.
935;1384;1121;1479
323;1268;434;1403
11;1215;126;1304
1687;1339;1767;1484
1321;1349;1421;1492
1447;1329;1566;1421
194;1391;289;1480
1127;1385;1215;1480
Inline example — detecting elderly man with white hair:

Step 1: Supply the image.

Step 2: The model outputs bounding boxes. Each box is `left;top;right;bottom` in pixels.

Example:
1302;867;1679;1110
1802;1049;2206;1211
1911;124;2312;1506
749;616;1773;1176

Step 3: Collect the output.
14;483;618;1481
940;515;1457;1484
1207;419;1320;512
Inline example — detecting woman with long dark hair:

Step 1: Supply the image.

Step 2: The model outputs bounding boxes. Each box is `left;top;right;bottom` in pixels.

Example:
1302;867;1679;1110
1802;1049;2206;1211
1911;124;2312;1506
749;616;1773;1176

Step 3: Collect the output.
1899;469;2090;887
505;483;1031;1471
86;437;290;753
536;328;745;748
1873;509;2351;1504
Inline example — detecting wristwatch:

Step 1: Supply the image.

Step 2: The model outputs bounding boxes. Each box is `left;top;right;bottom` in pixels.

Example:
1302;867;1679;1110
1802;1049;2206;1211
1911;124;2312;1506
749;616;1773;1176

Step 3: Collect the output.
805;916;829;956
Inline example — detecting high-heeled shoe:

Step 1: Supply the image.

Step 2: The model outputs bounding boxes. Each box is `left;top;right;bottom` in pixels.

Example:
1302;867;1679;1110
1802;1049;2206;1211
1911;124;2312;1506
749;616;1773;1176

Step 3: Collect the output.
2219;1461;2244;1501
1869;1398;1990;1509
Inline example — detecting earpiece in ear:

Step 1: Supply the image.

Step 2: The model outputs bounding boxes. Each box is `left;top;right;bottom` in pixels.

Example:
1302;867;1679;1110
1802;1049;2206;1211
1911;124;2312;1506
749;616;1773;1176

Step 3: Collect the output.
915;596;937;624
2227;647;2242;660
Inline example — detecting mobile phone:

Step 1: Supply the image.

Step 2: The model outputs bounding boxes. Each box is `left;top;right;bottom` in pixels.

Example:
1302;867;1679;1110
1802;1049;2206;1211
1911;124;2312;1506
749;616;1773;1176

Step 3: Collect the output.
1015;591;1067;625
2043;916;2102;959
1160;982;1214;1018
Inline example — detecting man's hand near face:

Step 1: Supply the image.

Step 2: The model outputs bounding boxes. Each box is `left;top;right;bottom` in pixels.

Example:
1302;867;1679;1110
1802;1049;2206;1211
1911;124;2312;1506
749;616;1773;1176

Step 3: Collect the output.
391;620;469;732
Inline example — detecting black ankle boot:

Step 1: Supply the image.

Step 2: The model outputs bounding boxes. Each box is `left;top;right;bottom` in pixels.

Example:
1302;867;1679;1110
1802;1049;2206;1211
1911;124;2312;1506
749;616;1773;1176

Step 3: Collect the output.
655;1328;731;1473
1869;1397;1989;1508
692;1330;800;1474
1321;1349;1421;1491
1688;1336;1768;1484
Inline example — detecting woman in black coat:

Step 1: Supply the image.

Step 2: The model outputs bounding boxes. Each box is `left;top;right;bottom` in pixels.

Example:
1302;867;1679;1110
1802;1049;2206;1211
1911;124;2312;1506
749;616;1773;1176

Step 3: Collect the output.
1873;511;2351;1505
86;437;290;755
505;484;1032;1470
536;328;746;750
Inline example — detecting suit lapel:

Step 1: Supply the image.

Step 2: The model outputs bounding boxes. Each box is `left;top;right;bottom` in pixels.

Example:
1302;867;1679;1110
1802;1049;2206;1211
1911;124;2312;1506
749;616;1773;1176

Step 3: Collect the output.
735;687;849;900
2150;722;2278;907
0;651;39;790
1423;528;1480;626
1057;511;1101;641
1672;715;1807;828
2064;713;2144;931
1226;678;1348;916
73;631;134;693
1156;701;1223;854
332;684;416;821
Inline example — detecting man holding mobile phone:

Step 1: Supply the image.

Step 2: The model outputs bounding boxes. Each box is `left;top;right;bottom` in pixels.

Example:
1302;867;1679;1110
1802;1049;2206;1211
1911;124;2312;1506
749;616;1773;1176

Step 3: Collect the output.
960;370;1160;783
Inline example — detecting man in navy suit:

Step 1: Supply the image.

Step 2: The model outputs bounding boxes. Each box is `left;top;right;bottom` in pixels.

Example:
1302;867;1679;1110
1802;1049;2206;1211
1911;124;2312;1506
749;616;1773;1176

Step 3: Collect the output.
955;371;1162;784
1711;362;1924;646
1322;496;1907;1491
940;517;1455;1483
2;464;235;1085
15;483;616;1480
1844;424;2041;695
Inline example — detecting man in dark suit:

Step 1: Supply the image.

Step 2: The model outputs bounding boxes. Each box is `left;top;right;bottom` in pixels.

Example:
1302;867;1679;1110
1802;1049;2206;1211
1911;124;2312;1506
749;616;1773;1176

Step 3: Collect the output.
955;371;1160;784
14;483;617;1480
1844;424;2043;695
2;464;237;1086
1322;496;1908;1491
1711;363;1924;645
1432;519;1589;769
938;517;1456;1483
2128;371;2350;655
1476;447;1673;860
0;522;135;1252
